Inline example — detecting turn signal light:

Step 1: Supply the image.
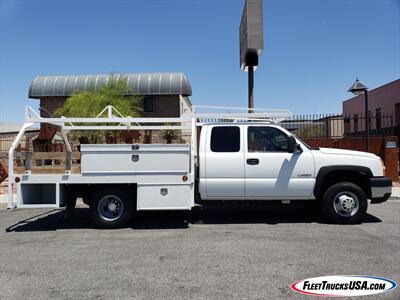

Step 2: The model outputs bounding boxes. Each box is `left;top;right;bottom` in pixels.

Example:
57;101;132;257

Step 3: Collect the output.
15;177;20;183
182;175;188;182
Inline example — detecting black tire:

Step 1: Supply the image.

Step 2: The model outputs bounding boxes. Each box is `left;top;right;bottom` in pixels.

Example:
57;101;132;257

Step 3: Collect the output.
90;188;135;229
321;182;367;224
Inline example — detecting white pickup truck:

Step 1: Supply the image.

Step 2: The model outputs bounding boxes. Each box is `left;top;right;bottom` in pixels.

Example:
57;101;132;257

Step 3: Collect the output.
8;106;392;228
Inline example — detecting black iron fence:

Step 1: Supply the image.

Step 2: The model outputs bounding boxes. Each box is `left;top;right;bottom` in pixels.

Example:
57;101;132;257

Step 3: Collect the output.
282;112;394;139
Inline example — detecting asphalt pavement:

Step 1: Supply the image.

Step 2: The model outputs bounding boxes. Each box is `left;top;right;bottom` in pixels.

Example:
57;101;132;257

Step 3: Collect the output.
0;200;399;300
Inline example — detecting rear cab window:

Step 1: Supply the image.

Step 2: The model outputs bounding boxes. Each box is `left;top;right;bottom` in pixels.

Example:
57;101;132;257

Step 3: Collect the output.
210;126;240;152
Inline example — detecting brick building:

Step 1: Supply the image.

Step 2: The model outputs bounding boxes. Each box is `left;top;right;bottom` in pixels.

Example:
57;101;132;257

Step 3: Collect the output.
29;72;192;118
28;72;192;144
342;79;400;137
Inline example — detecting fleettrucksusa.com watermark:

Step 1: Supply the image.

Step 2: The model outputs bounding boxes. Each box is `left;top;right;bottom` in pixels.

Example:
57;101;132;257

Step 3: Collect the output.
291;275;397;297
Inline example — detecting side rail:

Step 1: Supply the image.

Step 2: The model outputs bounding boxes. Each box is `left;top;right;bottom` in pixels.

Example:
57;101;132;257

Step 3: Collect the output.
14;151;81;175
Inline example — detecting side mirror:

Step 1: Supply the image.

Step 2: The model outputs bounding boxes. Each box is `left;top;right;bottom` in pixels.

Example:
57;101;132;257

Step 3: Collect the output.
287;136;298;153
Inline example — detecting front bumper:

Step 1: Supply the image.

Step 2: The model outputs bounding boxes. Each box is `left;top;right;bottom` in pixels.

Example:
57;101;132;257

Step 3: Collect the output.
370;177;392;204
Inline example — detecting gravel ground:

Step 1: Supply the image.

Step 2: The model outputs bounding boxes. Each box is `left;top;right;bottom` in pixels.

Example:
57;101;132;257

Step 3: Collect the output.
0;200;399;300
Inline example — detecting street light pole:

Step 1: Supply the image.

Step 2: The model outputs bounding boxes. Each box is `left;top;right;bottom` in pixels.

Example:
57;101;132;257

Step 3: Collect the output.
248;66;254;113
364;90;369;152
348;78;369;152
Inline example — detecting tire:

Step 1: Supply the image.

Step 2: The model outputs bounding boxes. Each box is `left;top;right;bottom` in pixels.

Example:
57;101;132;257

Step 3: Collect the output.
321;182;367;224
90;188;135;228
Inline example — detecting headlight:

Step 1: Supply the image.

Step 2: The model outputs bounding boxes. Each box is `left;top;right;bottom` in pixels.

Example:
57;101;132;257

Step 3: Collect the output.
379;158;386;176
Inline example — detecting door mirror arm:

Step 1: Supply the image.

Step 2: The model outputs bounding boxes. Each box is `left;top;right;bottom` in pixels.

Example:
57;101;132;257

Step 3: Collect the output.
287;136;302;153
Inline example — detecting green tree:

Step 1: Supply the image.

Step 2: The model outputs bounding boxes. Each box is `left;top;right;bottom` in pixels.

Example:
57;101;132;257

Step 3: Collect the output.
162;124;179;144
55;75;142;144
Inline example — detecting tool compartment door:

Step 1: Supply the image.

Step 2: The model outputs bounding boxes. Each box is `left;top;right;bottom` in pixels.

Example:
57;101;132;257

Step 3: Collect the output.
80;144;190;174
137;184;192;210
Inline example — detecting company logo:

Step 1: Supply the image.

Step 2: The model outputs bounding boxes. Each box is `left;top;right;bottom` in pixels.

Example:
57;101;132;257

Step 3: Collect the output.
291;275;397;297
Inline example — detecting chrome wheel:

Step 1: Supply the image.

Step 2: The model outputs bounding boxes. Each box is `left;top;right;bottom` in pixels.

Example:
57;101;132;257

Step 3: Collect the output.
333;191;359;218
97;195;124;221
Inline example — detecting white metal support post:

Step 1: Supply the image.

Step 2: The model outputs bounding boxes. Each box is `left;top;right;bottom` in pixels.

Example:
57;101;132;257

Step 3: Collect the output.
190;117;197;207
8;123;34;208
60;130;72;173
60;130;72;152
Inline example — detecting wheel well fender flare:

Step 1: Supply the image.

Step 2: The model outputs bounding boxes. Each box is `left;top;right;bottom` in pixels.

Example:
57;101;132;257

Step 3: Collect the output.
314;165;372;198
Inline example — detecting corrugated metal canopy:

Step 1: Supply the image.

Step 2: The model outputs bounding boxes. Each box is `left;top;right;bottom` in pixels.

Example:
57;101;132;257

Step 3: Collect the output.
29;72;192;98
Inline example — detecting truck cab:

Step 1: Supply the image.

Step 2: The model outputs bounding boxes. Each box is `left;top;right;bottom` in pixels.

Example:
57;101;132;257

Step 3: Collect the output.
198;123;392;223
199;123;315;200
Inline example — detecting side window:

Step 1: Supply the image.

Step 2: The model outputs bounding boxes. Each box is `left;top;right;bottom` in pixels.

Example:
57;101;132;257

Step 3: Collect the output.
143;97;154;112
248;127;289;152
211;126;240;152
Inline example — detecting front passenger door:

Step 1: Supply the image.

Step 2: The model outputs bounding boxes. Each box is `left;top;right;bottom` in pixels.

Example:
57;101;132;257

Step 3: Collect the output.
245;126;314;199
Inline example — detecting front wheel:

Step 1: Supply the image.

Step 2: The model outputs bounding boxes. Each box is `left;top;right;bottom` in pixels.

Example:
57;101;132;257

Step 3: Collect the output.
321;182;367;224
90;188;135;228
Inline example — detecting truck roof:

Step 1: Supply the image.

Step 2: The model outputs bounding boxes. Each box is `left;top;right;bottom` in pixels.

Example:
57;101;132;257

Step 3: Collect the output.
200;122;283;126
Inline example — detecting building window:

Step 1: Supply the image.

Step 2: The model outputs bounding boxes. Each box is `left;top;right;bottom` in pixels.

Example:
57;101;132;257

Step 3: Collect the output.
211;126;240;152
143;97;154;112
353;114;359;133
376;108;382;132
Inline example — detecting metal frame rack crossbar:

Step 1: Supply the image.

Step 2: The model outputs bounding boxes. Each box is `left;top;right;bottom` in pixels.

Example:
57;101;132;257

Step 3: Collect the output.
191;105;292;124
8;105;292;208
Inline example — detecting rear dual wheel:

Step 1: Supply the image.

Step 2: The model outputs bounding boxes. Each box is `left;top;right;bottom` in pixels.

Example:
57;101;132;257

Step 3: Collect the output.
90;188;135;228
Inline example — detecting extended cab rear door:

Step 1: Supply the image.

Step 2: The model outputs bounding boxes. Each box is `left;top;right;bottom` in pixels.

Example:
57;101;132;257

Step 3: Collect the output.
244;125;315;199
204;125;245;198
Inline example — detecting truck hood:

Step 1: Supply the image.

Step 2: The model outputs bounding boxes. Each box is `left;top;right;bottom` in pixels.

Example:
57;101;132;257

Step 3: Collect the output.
316;147;378;159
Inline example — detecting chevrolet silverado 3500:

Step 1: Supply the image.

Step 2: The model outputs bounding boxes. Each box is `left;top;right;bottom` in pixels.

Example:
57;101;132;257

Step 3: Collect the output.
8;106;392;228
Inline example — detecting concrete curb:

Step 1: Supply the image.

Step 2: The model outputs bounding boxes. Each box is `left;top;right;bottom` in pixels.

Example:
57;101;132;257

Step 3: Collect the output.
390;187;400;199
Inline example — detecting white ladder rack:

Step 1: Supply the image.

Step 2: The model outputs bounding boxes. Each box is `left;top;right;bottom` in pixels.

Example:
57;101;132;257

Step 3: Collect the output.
24;104;292;130
189;105;292;124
